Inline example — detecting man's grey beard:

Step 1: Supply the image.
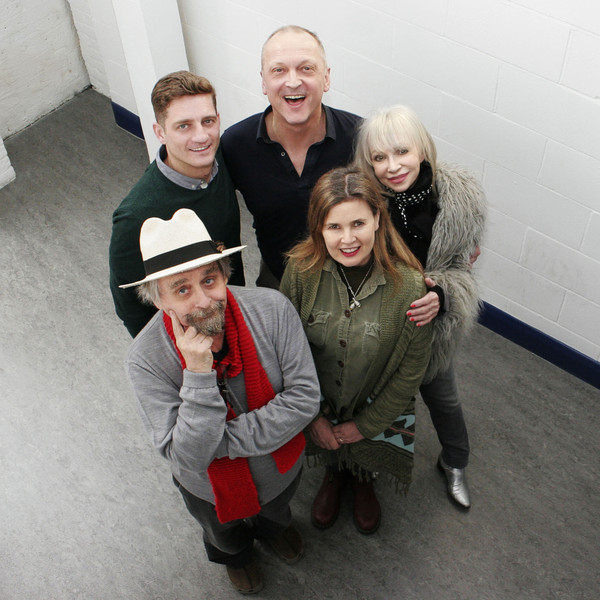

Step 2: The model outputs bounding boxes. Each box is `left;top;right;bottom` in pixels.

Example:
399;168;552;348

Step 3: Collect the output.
185;300;226;336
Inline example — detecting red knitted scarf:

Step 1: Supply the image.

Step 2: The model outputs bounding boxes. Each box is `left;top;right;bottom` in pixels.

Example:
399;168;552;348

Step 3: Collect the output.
163;288;305;523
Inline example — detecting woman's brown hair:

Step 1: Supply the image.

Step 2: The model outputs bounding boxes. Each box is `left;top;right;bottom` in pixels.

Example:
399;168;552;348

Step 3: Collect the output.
287;166;423;284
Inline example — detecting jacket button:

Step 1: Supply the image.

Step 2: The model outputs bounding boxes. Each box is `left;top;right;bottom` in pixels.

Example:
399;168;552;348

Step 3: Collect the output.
339;340;346;347
344;309;351;318
308;314;314;323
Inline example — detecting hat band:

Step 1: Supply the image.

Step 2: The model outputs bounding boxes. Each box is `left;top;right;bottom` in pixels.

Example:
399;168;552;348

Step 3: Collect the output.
143;240;221;276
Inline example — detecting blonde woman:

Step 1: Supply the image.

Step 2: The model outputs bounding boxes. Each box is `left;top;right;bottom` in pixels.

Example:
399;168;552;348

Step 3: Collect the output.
354;105;487;508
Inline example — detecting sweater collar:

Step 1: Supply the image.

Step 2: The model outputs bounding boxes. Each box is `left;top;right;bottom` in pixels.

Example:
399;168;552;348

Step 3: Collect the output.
155;145;219;190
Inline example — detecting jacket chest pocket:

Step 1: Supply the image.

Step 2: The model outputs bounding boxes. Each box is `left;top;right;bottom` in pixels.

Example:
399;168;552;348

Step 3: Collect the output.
362;321;381;359
306;311;329;348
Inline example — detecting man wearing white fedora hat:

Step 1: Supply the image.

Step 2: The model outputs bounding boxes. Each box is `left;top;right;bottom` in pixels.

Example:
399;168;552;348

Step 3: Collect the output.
110;71;245;338
123;209;320;594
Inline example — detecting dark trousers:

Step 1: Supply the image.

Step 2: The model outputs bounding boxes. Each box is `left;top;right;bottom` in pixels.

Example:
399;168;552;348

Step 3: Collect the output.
420;363;470;469
173;471;301;568
255;258;280;290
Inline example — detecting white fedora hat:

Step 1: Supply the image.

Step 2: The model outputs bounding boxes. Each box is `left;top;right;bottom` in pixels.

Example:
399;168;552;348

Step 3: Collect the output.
119;208;246;289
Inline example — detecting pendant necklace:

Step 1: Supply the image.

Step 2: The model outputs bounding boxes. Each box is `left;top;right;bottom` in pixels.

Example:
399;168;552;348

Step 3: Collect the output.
339;262;374;310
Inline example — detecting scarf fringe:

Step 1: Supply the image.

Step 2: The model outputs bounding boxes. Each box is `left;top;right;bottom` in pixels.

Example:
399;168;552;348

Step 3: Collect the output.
304;446;412;496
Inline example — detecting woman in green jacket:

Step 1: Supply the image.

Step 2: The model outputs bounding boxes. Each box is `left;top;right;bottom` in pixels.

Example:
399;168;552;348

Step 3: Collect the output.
280;166;432;534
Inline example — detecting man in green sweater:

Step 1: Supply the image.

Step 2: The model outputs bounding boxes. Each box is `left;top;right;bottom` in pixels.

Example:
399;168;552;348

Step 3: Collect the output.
109;71;245;337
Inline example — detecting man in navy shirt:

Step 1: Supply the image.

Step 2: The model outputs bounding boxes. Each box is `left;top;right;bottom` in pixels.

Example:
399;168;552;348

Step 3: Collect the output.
221;25;361;286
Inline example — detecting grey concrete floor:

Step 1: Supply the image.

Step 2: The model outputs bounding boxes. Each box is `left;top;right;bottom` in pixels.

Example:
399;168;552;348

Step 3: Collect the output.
1;89;598;600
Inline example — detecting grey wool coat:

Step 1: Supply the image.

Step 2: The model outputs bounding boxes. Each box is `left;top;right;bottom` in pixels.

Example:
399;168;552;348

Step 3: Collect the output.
423;163;487;382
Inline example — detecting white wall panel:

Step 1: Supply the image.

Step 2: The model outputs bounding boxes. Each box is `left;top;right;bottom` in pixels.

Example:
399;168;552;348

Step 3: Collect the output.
478;251;566;321
439;97;546;178
353;0;449;34
0;0;88;138
446;0;569;80
6;0;598;357
485;165;589;250
485;208;526;263
581;214;600;262
0;137;16;189
392;21;500;111
496;66;600;160
507;301;600;360
562;31;600;98
510;0;600;36
522;231;600;304
539;142;600;213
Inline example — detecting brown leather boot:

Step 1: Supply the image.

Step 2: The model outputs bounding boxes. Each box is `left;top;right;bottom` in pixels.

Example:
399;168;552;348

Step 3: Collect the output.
311;470;347;529
351;475;381;534
225;556;263;595
264;523;304;564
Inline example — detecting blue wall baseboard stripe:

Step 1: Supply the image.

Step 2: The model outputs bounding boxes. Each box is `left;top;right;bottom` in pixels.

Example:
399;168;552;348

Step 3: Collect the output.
109;105;600;390
478;302;599;390
111;103;144;140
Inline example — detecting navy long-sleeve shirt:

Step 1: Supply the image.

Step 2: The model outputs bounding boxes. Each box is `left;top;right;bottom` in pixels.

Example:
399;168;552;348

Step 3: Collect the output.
221;105;361;280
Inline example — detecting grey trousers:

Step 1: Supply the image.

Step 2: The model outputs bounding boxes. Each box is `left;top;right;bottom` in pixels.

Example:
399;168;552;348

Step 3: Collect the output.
420;362;470;469
173;470;301;568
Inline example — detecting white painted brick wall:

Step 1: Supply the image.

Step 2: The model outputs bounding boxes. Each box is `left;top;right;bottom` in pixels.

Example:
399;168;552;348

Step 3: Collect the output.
522;231;600;304
440;97;547;179
174;0;600;360
582;214;600;262
496;66;600;159
391;21;500;112
446;0;570;81
68;0;110;96
510;0;600;35
478;251;566;321
0;138;16;188
485;165;589;250
539;142;600;212
4;0;599;360
563;30;600;97
0;0;89;139
485;208;527;264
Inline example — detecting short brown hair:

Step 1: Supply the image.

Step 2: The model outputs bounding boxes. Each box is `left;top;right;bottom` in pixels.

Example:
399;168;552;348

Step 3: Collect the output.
287;167;423;285
151;71;217;125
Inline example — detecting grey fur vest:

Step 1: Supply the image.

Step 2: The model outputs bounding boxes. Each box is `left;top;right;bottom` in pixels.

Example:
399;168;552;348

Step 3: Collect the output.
423;163;487;383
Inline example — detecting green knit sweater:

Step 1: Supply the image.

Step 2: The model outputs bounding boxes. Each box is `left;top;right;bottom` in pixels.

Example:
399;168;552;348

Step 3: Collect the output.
109;149;243;337
280;258;433;485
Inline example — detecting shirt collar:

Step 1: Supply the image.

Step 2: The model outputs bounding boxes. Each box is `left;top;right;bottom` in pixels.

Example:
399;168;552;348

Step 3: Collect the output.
323;258;386;304
324;257;387;286
256;105;336;143
155;145;218;190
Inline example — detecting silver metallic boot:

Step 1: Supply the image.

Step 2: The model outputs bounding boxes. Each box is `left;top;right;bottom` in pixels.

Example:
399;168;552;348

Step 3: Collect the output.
437;453;471;509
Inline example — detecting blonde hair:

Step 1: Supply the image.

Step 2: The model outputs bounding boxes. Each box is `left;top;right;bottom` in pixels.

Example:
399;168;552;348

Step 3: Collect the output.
354;105;437;191
287;167;423;284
